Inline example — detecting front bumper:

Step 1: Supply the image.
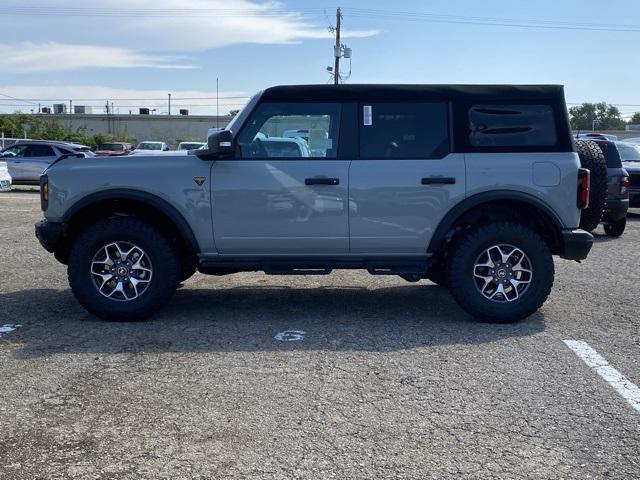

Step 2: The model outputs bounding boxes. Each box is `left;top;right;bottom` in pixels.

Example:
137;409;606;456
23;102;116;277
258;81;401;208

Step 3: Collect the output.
602;198;629;223
35;220;65;253
560;229;593;261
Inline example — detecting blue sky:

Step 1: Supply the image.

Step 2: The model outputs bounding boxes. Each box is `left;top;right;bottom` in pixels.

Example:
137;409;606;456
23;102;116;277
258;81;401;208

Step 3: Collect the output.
1;0;640;117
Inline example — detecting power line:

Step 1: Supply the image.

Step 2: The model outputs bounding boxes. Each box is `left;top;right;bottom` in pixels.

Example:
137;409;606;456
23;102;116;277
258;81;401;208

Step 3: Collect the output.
344;8;640;33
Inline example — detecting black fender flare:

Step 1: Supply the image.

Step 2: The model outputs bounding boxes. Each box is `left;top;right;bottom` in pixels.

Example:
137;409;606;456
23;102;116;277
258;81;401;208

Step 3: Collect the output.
427;190;565;254
62;189;200;254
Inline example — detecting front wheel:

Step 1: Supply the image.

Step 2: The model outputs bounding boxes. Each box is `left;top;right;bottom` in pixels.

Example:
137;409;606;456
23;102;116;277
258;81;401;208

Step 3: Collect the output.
68;217;181;321
447;222;554;323
604;218;626;237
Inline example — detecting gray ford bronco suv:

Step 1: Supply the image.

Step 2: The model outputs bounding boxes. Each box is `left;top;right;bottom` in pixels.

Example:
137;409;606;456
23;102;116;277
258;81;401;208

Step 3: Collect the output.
35;84;593;322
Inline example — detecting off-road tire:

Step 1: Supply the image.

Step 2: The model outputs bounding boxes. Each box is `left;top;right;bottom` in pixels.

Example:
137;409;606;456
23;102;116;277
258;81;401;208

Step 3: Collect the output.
575;140;607;232
447;222;554;323
604;217;626;237
68;217;181;321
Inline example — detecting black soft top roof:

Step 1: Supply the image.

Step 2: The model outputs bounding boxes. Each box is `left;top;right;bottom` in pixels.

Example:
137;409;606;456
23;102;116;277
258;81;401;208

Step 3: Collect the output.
261;84;566;103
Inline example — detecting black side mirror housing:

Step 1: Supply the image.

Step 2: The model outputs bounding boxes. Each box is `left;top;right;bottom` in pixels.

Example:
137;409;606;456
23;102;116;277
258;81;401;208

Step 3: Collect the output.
198;130;234;160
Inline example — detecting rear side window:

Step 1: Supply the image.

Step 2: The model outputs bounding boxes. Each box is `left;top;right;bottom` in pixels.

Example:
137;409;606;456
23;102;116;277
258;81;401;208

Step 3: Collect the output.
25;145;55;157
469;105;557;148
359;103;449;159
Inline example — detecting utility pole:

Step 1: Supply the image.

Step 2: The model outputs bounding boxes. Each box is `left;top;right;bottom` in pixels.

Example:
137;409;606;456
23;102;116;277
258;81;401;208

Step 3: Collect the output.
168;93;171;115
216;77;219;128
69;99;72;115
333;8;342;85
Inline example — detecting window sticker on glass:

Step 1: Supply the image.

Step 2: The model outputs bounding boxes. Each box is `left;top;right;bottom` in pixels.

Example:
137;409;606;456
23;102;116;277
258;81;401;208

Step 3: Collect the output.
363;105;372;126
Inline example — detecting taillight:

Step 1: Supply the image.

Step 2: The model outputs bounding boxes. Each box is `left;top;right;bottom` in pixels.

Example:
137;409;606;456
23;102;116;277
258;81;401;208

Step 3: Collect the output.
40;174;48;211
577;168;590;210
620;176;630;196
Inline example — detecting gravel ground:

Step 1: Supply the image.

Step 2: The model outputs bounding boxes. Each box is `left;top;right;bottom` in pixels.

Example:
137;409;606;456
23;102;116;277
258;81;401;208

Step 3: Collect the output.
1;190;639;479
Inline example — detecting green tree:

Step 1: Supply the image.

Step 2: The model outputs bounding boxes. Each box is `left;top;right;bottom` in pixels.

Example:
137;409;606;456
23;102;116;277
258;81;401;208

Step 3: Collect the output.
569;102;626;131
629;112;640;125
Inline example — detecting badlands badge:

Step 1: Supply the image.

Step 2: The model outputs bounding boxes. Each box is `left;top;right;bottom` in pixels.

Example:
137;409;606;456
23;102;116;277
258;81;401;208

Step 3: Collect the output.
193;176;206;186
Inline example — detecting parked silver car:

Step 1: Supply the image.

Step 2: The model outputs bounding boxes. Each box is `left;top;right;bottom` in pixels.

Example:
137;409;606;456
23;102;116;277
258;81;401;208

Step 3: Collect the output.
0;141;93;185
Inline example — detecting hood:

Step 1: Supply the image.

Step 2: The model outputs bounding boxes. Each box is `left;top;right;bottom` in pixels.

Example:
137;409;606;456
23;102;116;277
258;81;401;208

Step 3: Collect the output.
622;161;640;172
94;150;127;156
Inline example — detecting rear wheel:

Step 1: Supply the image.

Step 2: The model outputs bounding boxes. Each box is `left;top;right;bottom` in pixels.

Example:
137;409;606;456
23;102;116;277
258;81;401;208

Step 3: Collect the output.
604;217;626;237
575;140;607;232
447;222;554;323
68;217;180;321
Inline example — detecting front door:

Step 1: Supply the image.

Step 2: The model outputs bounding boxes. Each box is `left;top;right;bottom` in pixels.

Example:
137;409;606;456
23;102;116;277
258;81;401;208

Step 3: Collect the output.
349;102;466;255
22;144;57;182
211;102;350;255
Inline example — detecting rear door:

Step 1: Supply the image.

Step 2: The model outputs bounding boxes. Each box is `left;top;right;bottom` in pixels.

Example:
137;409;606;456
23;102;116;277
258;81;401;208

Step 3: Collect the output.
211;102;350;255
349;102;466;254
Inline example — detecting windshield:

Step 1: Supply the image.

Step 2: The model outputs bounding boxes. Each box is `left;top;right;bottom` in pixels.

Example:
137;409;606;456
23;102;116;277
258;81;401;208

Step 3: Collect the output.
138;142;162;150
99;143;124;151
616;142;640;162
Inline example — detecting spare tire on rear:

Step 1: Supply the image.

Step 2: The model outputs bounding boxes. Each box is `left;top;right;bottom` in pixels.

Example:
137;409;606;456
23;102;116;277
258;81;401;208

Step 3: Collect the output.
575;140;607;232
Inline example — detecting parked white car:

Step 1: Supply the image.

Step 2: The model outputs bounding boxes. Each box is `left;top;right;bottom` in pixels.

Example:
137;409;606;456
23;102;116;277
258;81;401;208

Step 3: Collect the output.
135;141;170;152
0;160;12;191
178;142;206;151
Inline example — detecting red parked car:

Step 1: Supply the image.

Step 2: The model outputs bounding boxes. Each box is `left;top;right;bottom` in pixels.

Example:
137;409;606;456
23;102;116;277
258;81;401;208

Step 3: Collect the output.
94;142;132;156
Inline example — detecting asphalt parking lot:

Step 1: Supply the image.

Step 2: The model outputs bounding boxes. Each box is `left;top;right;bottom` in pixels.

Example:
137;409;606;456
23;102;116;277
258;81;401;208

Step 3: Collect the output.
1;190;639;479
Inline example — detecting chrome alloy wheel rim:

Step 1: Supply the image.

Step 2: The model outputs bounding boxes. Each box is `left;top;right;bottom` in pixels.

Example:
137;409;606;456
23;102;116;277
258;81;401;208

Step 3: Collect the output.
90;242;152;302
473;244;533;303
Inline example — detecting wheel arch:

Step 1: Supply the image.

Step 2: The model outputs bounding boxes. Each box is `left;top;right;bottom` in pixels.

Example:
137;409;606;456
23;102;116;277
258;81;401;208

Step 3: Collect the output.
427;191;565;256
57;189;200;264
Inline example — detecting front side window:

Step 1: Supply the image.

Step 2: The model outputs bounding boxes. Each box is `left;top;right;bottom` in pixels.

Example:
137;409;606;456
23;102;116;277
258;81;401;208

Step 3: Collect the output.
237;102;341;159
359;102;449;159
469;104;557;147
2;145;28;157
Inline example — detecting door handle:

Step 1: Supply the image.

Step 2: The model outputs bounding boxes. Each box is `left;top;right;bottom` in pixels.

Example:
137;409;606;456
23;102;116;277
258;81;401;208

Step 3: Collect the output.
305;177;339;186
421;177;456;185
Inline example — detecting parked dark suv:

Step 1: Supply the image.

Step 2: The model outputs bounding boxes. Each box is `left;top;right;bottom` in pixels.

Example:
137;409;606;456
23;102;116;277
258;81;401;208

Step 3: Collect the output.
616;142;640;208
589;140;631;236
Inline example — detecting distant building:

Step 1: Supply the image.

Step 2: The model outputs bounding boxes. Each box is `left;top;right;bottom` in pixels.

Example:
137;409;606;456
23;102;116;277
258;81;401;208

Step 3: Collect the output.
32;113;233;145
73;105;93;114
53;103;67;114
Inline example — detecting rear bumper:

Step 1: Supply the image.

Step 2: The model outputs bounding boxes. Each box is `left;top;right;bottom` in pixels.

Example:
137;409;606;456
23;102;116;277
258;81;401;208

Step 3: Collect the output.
560;229;593;261
602;198;629;223
35;220;65;253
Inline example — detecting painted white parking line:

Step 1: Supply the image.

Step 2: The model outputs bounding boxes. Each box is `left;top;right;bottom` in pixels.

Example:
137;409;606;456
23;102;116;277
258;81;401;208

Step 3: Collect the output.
564;340;640;414
274;330;305;342
0;324;22;338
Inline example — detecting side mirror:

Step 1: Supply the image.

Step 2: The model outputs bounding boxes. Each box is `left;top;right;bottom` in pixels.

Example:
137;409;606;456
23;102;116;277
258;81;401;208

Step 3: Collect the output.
199;130;233;160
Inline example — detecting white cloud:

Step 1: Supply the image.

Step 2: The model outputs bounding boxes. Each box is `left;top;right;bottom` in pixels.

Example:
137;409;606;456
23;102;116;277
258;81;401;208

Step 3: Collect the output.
0;43;196;73
0;84;251;115
1;0;379;53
